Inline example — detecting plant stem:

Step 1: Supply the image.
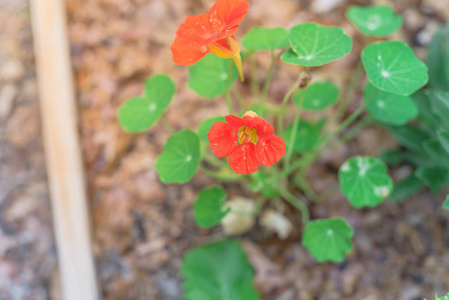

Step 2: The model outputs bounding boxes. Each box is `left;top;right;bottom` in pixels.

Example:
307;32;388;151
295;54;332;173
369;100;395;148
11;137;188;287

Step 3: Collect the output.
284;83;306;173
232;89;245;110
324;116;372;154
226;60;233;114
334;60;364;122
203;153;225;168
250;54;260;100
200;165;241;181
279;187;309;224
260;50;275;116
277;75;302;133
294;172;318;202
160;115;174;133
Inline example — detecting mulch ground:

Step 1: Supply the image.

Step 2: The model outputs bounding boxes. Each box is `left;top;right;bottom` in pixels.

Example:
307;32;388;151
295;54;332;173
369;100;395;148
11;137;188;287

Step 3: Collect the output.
0;0;448;299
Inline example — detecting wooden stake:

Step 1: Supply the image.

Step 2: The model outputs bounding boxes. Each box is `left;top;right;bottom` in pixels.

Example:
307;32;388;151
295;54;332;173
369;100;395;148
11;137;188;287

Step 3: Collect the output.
30;0;100;299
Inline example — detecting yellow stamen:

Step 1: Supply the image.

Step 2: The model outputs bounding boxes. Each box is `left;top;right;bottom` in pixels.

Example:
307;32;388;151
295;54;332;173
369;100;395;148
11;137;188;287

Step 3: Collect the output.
238;126;258;144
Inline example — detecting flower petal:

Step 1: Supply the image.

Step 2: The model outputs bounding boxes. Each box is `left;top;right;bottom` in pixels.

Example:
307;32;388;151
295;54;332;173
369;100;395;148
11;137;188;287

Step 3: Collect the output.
225;114;245;130
228;144;259;174
207;121;238;157
171;14;214;65
242;115;274;138
255;136;286;167
208;0;249;35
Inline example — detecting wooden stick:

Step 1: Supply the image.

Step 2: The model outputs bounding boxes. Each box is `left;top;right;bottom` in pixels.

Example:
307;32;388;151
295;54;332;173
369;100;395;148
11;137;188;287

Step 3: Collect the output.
30;1;100;299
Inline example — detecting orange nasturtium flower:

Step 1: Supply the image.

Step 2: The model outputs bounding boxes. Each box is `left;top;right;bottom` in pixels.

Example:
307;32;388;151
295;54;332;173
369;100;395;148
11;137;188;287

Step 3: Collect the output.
170;0;249;81
207;111;286;175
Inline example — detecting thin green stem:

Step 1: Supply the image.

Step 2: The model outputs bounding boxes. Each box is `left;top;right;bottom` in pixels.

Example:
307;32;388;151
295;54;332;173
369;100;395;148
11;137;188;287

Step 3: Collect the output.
294;173;318;202
232;89;245;110
279;188;309;224
200;165;240;182
160;115;174;133
226;60;233;114
324;116;372;154
203;153;225;168
284;84;306;172
334;60;364;122
277;75;302;133
260;50;275;116
250;54;259;100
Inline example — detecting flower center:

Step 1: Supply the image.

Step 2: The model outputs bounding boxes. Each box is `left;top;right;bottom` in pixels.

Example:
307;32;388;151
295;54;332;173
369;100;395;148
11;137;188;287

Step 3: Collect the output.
238;126;257;144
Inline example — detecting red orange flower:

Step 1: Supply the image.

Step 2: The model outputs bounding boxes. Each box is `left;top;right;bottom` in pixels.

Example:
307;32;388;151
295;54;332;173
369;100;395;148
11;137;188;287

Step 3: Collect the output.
170;0;249;81
207;111;286;174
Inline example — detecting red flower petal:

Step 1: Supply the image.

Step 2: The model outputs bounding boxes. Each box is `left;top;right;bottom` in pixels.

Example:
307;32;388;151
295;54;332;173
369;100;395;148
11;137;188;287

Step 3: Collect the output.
207;121;238;157
208;0;249;35
255;136;286;167
228;143;259;174
225;114;245;130
242;115;274;138
171;14;214;65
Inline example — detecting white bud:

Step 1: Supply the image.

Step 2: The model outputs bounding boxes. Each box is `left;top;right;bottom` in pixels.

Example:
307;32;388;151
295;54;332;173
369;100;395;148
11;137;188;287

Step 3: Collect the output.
221;197;255;236
260;210;292;239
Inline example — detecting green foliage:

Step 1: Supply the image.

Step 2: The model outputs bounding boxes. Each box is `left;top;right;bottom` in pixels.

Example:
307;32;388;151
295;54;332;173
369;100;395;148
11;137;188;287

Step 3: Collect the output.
194;187;230;228
346;5;402;37
188;54;239;98
428;90;449;128
281;23;352;67
438;130;449;155
249;172;280;198
181;239;260;300
242;27;290;50
415;166;449;193
339;156;393;208
443;195;449;211
427;22;449;90
198;116;226;142
282;121;321;153
118;74;175;133
389;174;423;202
155;130;200;184
424;293;449;300
302;218;354;262
294;81;340;110
361;41;428;96
364;83;418;125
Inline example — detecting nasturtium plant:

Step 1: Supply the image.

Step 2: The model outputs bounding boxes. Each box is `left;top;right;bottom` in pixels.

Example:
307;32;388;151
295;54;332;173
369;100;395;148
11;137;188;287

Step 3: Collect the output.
363;83;418;125
118;74;175;133
415;166;449;193
281;23;352;67
155;130;200;184
282;120;321;153
361;41;429;96
423;139;449;166
198;116;226;142
438;130;449;155
388;125;430;155
389;174;423;202
181;239;260;300
339;156;393;208
302;218;354;262
346;5;403;37
425;293;449;300
426;22;449;90
294;81;340;110
188;54;239;98
428;90;449;128
193;186;230;228
242;27;290;50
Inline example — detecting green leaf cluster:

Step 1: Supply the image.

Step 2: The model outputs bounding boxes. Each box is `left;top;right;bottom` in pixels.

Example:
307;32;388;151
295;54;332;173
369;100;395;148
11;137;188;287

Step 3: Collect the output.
193;187;230;228
424;293;449;300
346;5;402;37
181;239;260;300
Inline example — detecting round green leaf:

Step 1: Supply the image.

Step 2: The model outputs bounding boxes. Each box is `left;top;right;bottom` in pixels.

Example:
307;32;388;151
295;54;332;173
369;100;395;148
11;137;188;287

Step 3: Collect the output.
282;121;321;153
198;116;226;142
181;239;260;300
155;130;200;184
346;5;403;37
294;81;340;110
188;54;238;98
339;156;393;208
281;23;352;67
363;83;418;125
118;74;175;133
443;195;449;211
242;27;290;51
194;187;230;228
302;218;354;263
361;41;429;96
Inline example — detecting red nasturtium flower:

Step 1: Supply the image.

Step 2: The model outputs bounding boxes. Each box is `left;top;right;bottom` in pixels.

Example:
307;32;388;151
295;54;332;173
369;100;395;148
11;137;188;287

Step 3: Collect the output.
207;111;286;174
170;0;249;81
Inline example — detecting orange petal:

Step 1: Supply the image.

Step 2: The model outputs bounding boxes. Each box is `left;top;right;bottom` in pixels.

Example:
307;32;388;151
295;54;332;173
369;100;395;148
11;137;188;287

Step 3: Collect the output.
171;14;214;65
209;0;249;35
207;121;238;157
255;136;286;167
210;37;244;81
228;143;259;174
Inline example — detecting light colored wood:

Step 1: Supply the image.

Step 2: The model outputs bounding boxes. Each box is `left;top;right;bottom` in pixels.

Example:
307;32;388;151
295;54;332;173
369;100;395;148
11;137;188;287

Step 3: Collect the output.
30;0;100;299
